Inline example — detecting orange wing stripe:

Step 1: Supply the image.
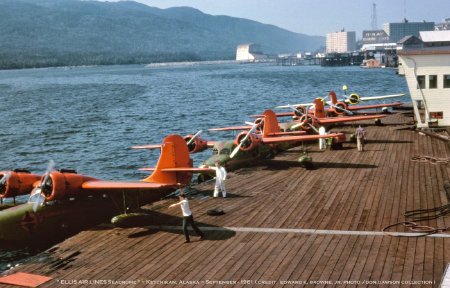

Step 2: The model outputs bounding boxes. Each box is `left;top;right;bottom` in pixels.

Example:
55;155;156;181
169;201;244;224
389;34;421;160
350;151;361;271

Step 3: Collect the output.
82;181;172;190
262;133;343;144
267;131;306;136
317;114;386;124
139;167;215;172
249;112;294;118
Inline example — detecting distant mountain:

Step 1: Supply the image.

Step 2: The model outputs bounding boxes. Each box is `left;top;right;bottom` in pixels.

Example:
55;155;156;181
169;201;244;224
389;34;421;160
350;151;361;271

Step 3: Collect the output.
0;0;325;69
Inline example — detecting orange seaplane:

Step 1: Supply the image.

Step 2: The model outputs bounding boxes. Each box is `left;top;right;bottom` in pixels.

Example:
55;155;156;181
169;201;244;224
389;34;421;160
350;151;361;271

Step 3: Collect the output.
250;98;388;133
289;97;388;131
0;134;212;243
289;91;403;116
207;109;345;160
275;90;404;117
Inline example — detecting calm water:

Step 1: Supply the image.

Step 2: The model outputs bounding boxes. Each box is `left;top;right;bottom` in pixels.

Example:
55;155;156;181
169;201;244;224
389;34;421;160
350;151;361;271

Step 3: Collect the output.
0;63;408;271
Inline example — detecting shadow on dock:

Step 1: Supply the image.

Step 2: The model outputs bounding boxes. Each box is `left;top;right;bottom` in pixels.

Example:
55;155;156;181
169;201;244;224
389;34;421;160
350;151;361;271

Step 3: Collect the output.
259;159;378;170
366;139;413;144
113;210;237;241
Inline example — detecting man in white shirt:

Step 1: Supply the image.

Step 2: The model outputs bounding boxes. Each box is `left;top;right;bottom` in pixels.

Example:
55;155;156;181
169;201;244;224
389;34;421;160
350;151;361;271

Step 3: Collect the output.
213;161;227;198
355;125;366;152
318;126;327;150
169;186;204;243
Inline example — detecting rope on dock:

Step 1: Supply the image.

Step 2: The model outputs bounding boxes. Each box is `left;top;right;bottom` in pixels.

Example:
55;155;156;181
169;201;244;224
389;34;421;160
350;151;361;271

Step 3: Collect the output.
410;155;450;165
383;203;450;237
383;221;450;237
404;204;450;221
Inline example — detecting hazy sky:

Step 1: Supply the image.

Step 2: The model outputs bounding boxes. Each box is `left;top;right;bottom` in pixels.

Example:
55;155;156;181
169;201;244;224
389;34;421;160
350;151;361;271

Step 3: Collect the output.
116;0;448;38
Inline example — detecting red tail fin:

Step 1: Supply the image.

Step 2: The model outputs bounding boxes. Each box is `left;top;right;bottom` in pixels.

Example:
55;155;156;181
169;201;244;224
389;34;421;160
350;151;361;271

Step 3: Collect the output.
144;134;192;185
262;110;281;137
313;98;327;118
329;91;337;104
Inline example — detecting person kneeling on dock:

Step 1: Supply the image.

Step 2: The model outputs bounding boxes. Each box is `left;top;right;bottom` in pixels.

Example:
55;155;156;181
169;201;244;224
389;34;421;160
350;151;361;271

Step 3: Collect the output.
169;185;205;243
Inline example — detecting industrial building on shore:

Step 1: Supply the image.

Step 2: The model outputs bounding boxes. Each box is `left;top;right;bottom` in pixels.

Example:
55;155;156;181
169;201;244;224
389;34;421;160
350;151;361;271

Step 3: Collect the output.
235;43;267;63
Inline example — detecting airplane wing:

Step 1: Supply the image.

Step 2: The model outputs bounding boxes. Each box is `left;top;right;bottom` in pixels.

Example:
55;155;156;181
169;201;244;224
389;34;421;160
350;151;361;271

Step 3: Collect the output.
266;131;306;137
315;114;386;124
262;133;343;144
209;125;252;131
358;93;405;102
130;144;162;149
250;112;294;118
275;102;314;109
82;181;175;190
138;167;215;172
347;102;402;111
275;94;405;109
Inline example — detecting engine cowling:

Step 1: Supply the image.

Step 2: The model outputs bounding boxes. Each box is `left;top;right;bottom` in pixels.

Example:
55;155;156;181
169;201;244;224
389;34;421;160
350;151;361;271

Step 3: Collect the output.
184;134;208;153
294;105;306;117
298;115;317;131
333;101;348;115
348;93;360;104
40;171;98;202
234;131;262;152
0;170;41;198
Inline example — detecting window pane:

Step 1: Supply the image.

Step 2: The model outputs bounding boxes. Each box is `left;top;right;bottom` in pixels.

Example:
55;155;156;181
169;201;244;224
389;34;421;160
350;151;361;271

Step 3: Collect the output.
444;75;450;88
429;75;437;89
417;75;425;89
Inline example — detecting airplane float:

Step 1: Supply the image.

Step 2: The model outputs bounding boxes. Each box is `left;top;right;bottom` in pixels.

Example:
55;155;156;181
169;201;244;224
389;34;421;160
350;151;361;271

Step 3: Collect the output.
0;134;213;244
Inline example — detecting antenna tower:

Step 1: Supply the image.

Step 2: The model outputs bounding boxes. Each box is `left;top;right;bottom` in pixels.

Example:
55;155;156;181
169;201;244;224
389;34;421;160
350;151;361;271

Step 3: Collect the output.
371;3;378;30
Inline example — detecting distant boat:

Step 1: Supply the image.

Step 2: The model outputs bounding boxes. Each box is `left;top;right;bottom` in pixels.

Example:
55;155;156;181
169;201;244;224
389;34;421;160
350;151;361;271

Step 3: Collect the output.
360;58;385;68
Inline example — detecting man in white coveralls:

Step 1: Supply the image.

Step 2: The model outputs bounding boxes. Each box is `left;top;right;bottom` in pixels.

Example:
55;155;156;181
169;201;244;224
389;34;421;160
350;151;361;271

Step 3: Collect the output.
213;161;227;197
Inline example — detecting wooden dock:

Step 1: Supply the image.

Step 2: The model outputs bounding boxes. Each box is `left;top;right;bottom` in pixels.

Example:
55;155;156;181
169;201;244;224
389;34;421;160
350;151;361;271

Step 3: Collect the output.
2;111;450;287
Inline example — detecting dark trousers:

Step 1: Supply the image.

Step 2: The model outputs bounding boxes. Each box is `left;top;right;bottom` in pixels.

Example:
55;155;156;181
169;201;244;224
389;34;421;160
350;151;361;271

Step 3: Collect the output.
182;215;204;241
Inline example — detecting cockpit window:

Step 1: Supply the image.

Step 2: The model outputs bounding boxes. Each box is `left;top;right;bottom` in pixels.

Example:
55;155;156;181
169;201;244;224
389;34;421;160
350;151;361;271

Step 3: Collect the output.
219;148;230;155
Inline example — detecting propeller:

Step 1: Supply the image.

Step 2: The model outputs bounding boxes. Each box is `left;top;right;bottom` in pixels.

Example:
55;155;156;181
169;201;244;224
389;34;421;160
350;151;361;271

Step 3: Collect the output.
32;160;56;212
0;172;11;186
186;130;203;145
286;104;319;133
325;101;354;115
230;122;261;158
0;172;12;195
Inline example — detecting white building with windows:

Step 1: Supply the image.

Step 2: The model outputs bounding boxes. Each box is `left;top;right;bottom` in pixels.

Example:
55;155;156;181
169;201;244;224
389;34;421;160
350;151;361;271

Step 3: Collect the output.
397;31;450;128
326;31;356;53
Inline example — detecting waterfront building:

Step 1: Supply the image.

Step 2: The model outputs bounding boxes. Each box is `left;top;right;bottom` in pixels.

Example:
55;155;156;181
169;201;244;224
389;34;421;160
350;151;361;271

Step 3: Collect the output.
326;30;356;53
383;20;435;43
397;30;450;128
360;30;397;67
362;30;390;45
435;18;450;31
236;44;266;62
